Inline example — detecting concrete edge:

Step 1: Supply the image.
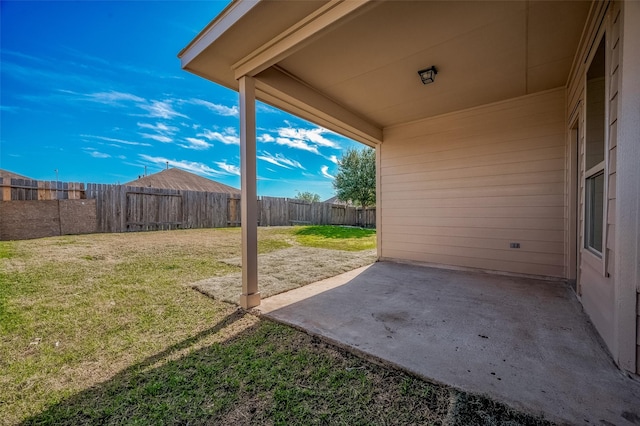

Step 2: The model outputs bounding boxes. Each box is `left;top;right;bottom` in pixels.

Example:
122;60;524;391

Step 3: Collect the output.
256;313;559;425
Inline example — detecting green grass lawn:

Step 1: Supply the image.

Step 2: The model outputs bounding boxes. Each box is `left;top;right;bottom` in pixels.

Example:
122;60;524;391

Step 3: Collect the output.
0;227;551;425
294;225;376;251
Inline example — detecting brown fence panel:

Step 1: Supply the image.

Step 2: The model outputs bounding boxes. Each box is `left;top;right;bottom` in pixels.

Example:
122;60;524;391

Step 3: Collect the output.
228;196;241;226
10;179;38;200
1;179;85;201
85;183;375;233
125;187;183;231
288;200;312;225
260;196;288;226
183;190;228;229
87;183;124;233
310;202;332;225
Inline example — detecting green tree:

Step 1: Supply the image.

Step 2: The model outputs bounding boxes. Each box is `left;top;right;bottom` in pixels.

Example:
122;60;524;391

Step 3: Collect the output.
295;191;321;203
333;147;376;209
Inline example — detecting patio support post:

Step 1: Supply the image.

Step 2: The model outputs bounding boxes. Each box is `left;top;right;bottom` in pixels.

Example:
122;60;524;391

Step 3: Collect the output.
239;75;260;309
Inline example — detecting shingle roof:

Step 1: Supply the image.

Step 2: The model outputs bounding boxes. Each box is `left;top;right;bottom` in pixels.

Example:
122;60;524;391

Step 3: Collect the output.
125;168;240;195
0;169;33;181
322;196;353;206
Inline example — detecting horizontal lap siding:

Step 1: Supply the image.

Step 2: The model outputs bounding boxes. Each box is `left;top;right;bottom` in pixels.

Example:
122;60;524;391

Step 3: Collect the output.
380;89;566;277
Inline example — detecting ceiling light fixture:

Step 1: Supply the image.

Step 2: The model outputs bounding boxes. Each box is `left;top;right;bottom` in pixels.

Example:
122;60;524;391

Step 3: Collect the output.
418;66;438;85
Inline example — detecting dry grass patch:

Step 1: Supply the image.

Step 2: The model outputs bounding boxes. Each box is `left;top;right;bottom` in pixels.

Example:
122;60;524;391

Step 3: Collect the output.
192;246;376;303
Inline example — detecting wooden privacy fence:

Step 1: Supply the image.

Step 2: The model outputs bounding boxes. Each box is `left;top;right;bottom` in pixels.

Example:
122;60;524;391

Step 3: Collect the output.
0;179;374;238
86;184;230;232
0;177;85;201
86;184;375;233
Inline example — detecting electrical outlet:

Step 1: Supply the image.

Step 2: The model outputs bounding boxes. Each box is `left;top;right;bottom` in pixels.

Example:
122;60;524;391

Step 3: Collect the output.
510;242;520;249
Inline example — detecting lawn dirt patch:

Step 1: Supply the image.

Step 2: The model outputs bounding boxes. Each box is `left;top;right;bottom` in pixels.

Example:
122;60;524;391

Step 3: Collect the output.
191;246;377;303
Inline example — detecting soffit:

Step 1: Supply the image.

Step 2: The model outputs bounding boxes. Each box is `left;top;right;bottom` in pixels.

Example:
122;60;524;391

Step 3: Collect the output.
181;0;591;138
182;0;328;91
277;0;591;128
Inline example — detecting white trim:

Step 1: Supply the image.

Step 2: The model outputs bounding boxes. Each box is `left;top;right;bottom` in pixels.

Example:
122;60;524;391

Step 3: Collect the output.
566;118;579;283
375;144;382;259
585;160;605;179
582;28;609;278
179;0;261;68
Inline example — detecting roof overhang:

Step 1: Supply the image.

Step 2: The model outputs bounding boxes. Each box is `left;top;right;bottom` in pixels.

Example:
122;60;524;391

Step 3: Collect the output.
179;0;592;145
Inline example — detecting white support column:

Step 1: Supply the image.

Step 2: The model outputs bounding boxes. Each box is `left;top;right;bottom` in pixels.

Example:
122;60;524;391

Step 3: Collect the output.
375;143;382;260
239;76;260;309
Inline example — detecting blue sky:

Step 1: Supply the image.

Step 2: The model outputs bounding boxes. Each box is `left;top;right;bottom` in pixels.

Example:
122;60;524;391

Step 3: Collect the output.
0;1;364;200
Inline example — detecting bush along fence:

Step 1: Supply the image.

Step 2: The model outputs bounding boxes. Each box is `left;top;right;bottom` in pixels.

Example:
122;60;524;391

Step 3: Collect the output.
0;179;375;240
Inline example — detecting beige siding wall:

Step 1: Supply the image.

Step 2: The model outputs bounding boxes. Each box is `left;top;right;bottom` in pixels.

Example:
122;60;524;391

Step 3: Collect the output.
566;1;624;359
380;88;566;277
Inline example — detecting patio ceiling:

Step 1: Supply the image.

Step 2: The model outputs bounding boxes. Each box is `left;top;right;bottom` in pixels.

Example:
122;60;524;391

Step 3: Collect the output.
180;0;591;145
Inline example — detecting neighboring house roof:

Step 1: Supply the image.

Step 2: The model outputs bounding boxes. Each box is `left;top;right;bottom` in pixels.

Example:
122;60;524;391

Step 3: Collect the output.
125;168;240;195
0;169;33;181
323;196;352;206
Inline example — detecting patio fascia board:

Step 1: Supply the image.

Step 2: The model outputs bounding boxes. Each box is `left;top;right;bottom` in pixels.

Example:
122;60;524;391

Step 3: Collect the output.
178;0;260;68
232;0;373;79
255;66;383;146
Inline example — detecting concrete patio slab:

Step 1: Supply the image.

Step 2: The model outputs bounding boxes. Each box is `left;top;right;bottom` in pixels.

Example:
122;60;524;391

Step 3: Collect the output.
257;261;640;425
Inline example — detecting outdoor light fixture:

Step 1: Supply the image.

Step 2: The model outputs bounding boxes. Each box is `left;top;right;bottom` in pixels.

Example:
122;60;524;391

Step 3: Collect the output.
418;66;438;85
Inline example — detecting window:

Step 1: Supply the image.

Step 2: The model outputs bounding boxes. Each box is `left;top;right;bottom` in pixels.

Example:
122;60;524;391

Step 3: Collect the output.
584;36;606;256
586;171;604;253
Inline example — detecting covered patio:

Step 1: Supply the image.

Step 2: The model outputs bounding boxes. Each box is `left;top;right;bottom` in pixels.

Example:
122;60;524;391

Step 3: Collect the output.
179;0;640;407
258;261;640;425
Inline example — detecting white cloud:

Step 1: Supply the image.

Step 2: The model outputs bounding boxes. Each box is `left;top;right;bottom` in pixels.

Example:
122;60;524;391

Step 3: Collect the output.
85;91;145;104
81;91;189;123
258;133;275;142
321;165;334;179
139;155;226;177
197;128;239;145
137;122;179;134
327;155;339;164
278;127;338;148
256;102;281;114
189;98;239;117
258;125;342;155
139;100;187;120
275;137;319;154
86;150;110;159
257;151;305;170
215;161;240;176
140;133;173;143
179;137;211;150
80;134;152;147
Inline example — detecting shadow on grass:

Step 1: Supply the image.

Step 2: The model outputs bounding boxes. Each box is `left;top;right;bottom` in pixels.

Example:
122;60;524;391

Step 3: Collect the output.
20;309;248;425
294;225;375;239
22;313;552;426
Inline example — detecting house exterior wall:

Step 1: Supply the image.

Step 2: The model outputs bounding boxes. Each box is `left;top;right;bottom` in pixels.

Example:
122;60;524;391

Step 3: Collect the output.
379;88;566;278
566;0;638;373
615;0;640;375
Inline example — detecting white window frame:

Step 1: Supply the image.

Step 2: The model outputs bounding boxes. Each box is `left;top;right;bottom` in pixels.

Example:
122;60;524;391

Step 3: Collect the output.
581;30;609;277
